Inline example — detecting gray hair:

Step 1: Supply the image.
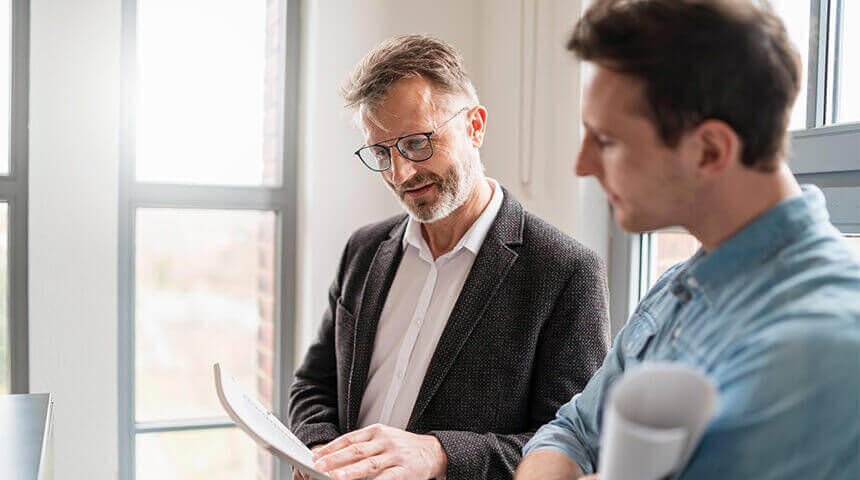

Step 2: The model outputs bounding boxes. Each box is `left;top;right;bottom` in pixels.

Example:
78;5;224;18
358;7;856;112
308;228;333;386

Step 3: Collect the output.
341;34;479;125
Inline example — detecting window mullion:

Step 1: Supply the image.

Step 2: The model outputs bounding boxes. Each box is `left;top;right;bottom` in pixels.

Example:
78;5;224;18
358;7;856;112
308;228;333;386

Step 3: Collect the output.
8;0;29;395
808;0;830;128
135;417;235;434
828;0;845;124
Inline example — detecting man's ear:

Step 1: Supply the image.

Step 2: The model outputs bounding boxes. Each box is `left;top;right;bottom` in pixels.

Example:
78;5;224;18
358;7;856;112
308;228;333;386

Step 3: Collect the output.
467;106;488;148
693;119;741;177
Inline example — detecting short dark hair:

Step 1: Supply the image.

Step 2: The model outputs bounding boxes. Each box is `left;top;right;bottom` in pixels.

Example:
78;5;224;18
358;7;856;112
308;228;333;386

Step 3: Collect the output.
568;0;801;170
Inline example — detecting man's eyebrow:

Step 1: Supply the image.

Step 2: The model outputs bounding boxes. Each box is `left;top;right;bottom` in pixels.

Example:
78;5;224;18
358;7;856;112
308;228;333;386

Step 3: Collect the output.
363;136;397;147
366;128;432;147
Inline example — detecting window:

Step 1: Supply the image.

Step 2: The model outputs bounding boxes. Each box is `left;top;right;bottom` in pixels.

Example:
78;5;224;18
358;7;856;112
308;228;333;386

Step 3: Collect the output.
641;231;701;296
0;0;28;395
118;1;300;479
610;0;860;333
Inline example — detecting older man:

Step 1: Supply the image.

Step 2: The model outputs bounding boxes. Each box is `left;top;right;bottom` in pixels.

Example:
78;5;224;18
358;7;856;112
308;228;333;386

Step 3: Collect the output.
288;35;610;480
516;1;860;479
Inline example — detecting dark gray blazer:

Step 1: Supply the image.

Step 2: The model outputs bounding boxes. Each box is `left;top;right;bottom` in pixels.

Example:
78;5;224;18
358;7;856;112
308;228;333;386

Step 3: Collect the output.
289;188;610;479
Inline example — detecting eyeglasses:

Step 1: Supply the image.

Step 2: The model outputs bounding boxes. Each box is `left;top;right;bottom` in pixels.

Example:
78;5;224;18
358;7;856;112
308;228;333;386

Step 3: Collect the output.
354;107;470;172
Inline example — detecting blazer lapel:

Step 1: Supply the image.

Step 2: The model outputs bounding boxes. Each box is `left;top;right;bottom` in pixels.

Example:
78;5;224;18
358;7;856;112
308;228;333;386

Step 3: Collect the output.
346;218;407;431
407;190;524;430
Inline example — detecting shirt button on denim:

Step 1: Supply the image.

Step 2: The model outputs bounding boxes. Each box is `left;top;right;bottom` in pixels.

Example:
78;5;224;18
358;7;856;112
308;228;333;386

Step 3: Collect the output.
671;282;692;304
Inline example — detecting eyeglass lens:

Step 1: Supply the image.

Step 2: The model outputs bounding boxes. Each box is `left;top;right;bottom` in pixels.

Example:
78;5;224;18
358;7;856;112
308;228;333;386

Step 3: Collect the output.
358;133;433;171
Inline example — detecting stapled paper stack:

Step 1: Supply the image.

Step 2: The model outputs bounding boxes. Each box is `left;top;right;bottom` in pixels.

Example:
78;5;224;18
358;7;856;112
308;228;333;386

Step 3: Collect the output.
214;363;332;480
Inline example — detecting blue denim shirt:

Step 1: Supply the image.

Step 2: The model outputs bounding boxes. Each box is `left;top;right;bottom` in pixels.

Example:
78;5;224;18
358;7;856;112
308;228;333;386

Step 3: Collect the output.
524;185;860;479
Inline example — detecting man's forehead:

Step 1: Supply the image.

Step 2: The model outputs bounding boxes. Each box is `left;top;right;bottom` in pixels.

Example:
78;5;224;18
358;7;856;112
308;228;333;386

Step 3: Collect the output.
583;65;650;122
361;103;429;133
360;84;441;141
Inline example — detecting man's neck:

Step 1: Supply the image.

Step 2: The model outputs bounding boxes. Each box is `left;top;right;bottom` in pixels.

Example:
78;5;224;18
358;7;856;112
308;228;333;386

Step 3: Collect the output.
685;163;802;252
421;178;494;259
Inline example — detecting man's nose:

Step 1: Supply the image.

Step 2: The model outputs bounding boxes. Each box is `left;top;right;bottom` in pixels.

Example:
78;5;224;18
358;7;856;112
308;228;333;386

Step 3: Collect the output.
387;147;417;185
574;139;599;178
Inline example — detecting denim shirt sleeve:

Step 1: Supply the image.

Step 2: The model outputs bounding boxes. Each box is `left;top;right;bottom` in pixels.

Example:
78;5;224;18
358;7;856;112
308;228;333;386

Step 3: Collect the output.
522;325;630;473
679;318;860;480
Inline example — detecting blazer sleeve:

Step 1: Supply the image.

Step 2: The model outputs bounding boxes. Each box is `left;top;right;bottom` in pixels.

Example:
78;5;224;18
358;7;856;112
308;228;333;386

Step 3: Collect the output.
288;239;352;447
431;252;611;479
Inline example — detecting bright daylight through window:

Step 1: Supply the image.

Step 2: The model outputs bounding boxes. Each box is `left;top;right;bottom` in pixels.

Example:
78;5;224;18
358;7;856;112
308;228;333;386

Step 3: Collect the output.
136;1;275;186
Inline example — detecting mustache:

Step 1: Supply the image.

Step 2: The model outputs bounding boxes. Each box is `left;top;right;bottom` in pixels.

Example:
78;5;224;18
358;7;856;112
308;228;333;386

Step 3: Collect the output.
396;173;443;195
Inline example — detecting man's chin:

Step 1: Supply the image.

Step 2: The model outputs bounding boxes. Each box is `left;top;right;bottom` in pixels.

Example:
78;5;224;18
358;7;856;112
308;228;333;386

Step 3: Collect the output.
401;200;437;223
400;193;443;221
614;209;652;233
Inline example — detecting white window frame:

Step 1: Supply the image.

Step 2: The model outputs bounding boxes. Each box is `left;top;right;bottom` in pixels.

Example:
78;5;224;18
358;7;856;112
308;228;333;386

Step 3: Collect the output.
117;1;301;479
609;0;860;336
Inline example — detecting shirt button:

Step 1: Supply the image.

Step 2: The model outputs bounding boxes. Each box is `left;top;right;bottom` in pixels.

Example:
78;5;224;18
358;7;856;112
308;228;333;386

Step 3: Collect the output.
687;277;699;288
397;371;404;379
416;317;422;325
672;327;681;339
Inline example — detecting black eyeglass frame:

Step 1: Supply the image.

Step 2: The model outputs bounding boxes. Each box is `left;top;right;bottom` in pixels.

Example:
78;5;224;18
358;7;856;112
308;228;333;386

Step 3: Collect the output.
353;106;471;172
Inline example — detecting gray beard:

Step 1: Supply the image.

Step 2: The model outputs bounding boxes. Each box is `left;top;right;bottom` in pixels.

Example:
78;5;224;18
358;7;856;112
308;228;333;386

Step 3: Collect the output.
393;155;483;223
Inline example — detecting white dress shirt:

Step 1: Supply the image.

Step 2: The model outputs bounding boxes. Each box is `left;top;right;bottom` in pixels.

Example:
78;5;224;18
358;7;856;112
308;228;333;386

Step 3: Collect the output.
357;179;504;430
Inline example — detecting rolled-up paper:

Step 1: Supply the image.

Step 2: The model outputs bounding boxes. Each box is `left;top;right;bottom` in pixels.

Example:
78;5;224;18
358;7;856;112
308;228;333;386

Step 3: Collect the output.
599;363;718;480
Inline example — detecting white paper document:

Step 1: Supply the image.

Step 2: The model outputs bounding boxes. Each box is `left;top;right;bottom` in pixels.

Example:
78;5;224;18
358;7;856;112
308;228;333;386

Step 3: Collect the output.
213;363;332;480
598;362;719;480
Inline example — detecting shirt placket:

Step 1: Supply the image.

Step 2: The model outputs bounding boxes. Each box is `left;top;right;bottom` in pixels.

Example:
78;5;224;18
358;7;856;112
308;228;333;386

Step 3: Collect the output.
378;259;438;425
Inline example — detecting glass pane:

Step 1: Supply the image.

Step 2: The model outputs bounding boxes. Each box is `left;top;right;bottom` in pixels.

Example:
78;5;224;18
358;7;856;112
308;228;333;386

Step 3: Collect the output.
847;234;860;256
136;427;272;480
0;204;8;394
135;209;276;422
136;0;283;185
835;0;860;123
649;231;701;288
771;0;811;131
0;0;11;175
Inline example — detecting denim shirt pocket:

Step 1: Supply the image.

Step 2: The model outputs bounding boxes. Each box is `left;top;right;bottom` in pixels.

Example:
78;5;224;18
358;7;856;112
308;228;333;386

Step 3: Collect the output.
620;310;658;365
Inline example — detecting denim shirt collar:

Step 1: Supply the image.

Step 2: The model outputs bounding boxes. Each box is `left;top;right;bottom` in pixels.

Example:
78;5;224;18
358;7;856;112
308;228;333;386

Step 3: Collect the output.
678;185;830;302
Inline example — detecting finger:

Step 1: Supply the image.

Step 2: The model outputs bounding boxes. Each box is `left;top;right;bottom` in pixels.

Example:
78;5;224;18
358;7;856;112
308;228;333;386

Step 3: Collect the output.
328;454;394;480
292;467;308;480
374;465;408;480
313;427;378;459
314;441;385;472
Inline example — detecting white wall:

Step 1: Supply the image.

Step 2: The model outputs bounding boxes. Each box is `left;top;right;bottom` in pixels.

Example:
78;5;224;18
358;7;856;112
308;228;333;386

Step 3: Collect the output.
28;0;120;479
296;0;608;359
473;0;609;257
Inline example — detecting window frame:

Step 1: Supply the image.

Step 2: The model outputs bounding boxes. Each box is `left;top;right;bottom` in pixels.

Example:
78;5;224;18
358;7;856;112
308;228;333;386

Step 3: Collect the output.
610;0;860;333
117;0;301;479
3;0;30;395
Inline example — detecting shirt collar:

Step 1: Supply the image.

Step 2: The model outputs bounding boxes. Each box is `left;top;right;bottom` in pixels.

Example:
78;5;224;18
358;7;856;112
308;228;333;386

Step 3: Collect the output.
681;184;830;300
402;178;504;260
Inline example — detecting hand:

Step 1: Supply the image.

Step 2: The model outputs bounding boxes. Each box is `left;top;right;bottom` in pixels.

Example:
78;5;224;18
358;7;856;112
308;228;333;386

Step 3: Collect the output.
293;446;325;480
581;475;600;480
311;423;447;480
